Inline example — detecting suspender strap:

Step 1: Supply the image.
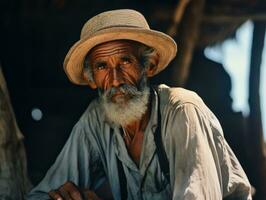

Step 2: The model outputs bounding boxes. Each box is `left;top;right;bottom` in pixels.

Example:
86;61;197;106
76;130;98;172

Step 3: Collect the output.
117;155;128;199
111;128;128;199
154;89;170;183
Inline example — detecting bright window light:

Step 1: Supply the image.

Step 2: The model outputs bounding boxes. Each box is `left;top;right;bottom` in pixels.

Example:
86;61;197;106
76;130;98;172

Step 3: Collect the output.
204;21;266;138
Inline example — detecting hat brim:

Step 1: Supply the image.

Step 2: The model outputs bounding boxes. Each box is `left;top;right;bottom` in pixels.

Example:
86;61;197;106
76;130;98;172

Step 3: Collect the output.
63;27;177;85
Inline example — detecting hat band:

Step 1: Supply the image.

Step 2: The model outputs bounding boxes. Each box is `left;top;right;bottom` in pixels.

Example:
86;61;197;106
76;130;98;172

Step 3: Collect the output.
97;24;147;32
82;25;146;39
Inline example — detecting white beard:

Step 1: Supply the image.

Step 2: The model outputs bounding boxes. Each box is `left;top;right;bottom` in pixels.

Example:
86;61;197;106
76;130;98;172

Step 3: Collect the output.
101;86;150;127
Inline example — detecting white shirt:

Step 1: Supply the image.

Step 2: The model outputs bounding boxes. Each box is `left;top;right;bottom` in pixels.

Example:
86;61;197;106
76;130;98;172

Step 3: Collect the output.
27;85;252;200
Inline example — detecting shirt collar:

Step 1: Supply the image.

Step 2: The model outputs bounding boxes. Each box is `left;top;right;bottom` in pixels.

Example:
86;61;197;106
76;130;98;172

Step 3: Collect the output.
148;86;159;132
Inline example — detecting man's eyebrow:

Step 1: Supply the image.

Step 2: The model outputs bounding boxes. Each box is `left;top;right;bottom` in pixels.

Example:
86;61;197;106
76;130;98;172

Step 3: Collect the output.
120;54;136;60
91;60;106;67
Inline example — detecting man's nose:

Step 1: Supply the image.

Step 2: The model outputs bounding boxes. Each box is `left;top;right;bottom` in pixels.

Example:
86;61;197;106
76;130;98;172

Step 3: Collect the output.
110;67;123;87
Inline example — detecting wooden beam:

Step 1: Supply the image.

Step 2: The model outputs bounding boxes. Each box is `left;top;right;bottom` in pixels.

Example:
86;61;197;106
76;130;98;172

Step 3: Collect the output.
203;14;266;23
167;0;191;37
152;7;266;23
247;21;266;200
168;0;205;86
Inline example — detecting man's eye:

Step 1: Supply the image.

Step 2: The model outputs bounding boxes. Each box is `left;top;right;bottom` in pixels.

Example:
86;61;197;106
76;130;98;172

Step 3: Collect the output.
121;57;132;65
95;63;107;70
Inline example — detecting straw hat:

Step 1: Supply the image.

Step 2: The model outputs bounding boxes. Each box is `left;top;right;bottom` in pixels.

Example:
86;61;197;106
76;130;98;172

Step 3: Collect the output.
63;9;177;85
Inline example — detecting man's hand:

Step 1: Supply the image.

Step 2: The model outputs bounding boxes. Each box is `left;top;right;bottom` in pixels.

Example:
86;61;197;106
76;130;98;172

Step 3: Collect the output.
48;181;101;200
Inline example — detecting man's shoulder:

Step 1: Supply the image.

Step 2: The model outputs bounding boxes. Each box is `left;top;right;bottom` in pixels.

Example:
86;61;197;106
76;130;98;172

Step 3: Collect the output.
79;98;103;123
157;84;222;133
157;84;204;108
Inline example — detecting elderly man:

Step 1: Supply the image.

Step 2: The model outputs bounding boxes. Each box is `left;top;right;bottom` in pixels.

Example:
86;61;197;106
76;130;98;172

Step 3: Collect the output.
27;9;252;200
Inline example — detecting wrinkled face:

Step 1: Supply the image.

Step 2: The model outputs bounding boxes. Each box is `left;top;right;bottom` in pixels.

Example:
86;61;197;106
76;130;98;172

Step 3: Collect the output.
87;40;152;126
88;40;144;103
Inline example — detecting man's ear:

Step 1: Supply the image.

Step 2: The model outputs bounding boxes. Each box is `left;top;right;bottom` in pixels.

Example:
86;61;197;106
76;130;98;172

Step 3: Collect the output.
145;52;159;77
82;71;97;89
146;64;157;77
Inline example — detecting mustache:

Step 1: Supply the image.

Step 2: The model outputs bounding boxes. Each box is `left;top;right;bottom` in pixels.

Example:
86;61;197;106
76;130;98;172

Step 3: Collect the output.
101;84;142;101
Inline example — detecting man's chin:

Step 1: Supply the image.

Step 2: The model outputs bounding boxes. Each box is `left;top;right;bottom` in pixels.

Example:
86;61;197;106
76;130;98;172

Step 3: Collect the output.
111;94;130;104
101;85;150;127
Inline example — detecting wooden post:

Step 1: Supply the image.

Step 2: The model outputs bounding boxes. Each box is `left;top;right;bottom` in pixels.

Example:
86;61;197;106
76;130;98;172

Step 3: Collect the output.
247;21;266;200
167;0;191;37
168;0;205;87
0;66;31;199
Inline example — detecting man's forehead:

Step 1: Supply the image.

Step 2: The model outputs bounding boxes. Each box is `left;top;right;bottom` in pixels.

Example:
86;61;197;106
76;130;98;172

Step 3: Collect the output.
88;40;140;60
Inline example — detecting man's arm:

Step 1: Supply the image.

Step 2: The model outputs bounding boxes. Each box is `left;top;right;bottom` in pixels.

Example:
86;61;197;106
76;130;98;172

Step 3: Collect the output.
165;103;252;200
26;119;105;200
218;135;252;200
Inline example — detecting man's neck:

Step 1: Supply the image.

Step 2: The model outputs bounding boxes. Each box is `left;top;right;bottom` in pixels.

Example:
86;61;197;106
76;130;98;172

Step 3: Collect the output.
123;97;152;137
121;93;152;166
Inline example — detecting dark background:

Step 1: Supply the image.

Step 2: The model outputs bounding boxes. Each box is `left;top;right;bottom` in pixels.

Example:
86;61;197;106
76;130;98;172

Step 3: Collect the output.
1;1;266;199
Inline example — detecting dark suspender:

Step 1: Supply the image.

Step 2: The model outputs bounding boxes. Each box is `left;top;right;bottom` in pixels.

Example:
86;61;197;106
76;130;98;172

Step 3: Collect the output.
110;128;128;200
117;151;128;200
114;89;170;199
153;89;170;183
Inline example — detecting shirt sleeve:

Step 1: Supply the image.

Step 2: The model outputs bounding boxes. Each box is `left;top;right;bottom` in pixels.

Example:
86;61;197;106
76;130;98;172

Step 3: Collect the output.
165;103;252;200
26;118;105;200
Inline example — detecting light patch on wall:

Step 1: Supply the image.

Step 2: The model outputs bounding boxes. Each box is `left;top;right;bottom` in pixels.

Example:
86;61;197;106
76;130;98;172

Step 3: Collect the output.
31;108;43;121
260;35;266;138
